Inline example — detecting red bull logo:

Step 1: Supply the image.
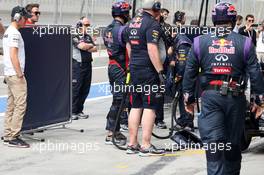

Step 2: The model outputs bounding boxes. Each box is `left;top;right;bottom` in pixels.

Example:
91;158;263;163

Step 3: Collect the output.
212;39;233;47
209;47;235;54
210;39;235;54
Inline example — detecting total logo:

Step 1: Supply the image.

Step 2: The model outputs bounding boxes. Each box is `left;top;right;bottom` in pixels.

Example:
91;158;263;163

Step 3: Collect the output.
212;67;232;74
215;54;229;62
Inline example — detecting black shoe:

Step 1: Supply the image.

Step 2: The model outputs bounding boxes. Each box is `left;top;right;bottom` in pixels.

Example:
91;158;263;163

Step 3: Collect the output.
126;144;141;154
8;138;30;148
176;118;187;128
139;145;165;157
3;140;9;145
72;114;79;120
185;122;195;132
105;132;127;146
156;121;167;129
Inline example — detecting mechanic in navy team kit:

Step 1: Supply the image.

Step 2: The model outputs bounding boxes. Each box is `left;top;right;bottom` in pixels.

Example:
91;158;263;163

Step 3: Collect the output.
168;11;194;130
183;2;264;175
72;17;97;120
126;0;165;156
103;0;131;145
154;8;174;130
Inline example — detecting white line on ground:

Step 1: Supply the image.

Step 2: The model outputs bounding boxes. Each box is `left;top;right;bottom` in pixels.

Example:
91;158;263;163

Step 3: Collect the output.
91;81;108;85
92;66;107;70
0;66;107;79
0;82;109;99
85;95;112;102
0;95;112;117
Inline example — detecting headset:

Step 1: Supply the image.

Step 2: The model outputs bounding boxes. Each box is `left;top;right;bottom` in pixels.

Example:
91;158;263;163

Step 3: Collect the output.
152;1;161;12
13;13;21;22
76;16;85;28
13;7;25;22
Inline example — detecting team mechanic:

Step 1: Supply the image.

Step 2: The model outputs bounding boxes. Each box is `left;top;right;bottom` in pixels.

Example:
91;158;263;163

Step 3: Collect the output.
168;11;194;130
126;0;165;156
72;17;97;120
103;0;131;145
183;2;264;175
153;8;174;129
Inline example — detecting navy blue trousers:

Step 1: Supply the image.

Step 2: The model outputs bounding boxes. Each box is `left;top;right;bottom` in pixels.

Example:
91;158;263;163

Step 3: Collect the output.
199;90;246;175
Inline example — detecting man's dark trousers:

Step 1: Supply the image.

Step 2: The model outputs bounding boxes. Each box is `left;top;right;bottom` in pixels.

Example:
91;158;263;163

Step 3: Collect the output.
72;60;92;114
199;90;247;175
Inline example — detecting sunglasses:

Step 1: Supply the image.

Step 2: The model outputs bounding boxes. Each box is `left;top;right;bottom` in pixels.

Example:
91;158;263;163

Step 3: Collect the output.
83;24;90;27
247;19;254;22
33;11;41;16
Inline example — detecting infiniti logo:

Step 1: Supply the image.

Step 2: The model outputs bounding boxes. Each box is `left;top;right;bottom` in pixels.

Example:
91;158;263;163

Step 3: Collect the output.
215;54;229;62
130;29;137;35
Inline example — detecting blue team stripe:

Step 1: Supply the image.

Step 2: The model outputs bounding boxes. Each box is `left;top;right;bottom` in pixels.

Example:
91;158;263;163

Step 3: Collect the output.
0;82;111;113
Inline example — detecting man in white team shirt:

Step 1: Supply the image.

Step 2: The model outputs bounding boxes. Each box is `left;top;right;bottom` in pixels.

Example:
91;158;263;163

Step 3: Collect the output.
2;6;32;148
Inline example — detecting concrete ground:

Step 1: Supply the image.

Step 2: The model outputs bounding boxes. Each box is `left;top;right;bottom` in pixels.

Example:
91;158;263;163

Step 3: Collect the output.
0;54;263;175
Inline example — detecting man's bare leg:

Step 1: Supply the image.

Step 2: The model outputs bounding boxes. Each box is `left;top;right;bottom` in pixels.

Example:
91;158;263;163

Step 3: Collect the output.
141;109;156;148
128;108;142;146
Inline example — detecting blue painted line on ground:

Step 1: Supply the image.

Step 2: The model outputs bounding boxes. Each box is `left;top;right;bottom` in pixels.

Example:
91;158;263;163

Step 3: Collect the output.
0;82;111;113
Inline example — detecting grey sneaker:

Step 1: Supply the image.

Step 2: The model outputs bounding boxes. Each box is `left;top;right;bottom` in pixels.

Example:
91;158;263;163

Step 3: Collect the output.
8;138;30;148
105;132;127;146
120;124;128;132
78;112;89;119
139;145;165;157
156;121;167;129
126;144;141;154
72;114;79;120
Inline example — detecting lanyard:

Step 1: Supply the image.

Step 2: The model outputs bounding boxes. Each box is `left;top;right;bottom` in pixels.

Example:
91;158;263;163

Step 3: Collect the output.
247;30;252;38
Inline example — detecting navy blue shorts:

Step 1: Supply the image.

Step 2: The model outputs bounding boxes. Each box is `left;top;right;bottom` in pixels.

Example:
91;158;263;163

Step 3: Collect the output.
129;66;160;110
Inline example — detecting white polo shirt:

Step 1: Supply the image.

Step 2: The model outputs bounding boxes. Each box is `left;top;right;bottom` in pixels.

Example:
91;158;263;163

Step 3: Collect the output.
257;31;264;53
2;25;25;76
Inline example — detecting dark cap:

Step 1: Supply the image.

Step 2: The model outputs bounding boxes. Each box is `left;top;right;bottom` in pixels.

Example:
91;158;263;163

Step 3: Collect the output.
11;6;32;19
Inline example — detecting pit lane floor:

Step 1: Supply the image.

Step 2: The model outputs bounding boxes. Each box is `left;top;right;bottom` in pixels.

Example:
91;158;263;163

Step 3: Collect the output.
0;55;263;175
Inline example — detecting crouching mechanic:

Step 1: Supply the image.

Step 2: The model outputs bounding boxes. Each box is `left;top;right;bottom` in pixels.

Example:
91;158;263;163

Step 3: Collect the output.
168;11;193;130
126;0;165;156
103;0;131;145
72;17;97;120
183;2;264;175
